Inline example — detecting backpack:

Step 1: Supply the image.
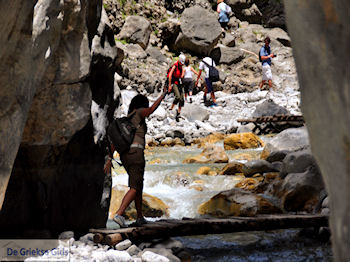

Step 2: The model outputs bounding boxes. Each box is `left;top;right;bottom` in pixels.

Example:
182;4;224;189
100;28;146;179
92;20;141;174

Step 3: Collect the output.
107;111;142;155
167;61;182;80
202;59;220;82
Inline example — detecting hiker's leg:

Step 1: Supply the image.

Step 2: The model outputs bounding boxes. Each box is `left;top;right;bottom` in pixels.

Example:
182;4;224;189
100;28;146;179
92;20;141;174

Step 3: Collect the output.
116;188;137;216
135;189;143;219
173;84;181;105
210;92;216;103
268;79;273;89
259;80;266;89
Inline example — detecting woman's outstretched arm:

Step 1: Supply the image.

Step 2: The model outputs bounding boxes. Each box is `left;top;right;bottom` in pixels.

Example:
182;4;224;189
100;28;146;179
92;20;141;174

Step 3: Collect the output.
142;92;167;118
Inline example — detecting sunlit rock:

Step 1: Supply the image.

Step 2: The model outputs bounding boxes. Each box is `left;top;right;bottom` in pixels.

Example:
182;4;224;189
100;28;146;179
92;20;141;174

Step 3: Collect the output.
109;185;169;219
235;178;260;191
219;161;244;175
198;188;281;217
224;132;264;150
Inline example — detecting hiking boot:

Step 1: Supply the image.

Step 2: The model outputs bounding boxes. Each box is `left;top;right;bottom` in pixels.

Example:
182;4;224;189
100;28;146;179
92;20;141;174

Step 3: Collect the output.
175;111;180;122
113;214;127;228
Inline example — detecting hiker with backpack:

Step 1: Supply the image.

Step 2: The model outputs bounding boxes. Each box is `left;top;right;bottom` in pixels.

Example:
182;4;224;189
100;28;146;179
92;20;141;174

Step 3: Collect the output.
259;36;276;90
167;54;186;122
217;0;232;31
182;58;199;103
104;92;167;228
195;56;220;106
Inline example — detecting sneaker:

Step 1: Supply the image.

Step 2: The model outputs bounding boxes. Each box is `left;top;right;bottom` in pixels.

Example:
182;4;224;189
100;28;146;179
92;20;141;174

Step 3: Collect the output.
113;214;127;228
189;98;192;103
211;103;217;107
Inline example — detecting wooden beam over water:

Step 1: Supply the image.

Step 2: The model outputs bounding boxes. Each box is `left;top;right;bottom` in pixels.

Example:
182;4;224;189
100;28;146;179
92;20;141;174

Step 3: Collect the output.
90;214;328;245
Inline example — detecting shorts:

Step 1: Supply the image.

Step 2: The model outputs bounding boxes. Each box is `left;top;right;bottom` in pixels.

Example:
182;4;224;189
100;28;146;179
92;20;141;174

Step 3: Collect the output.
183;78;193;94
262;64;272;81
120;148;145;191
205;78;214;93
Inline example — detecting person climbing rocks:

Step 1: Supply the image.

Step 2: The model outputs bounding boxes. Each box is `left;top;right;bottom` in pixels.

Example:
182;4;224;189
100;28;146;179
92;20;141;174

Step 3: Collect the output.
167;54;186;122
104;92;167;228
195;56;218;106
182;58;199;104
259;36;276;90
217;0;232;31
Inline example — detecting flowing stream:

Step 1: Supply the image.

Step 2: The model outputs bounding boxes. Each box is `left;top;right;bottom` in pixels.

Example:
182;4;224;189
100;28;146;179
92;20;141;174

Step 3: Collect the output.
111;141;332;261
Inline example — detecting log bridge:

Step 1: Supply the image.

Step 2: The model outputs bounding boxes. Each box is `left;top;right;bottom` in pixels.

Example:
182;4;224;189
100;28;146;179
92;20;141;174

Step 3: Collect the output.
237;114;304;135
90;214;328;246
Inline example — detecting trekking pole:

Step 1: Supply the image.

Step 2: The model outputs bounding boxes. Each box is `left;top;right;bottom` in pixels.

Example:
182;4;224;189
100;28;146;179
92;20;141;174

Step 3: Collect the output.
240;48;259;58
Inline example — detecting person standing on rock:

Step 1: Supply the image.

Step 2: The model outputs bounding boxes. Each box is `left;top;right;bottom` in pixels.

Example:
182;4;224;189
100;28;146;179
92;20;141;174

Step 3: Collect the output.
104;92;167;228
217;0;232;31
195;56;217;106
182;58;199;103
167;54;186;122
259;37;276;90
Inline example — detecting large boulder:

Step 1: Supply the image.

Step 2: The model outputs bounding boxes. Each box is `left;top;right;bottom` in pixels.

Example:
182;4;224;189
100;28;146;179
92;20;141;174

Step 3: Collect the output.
210;45;245;65
174;6;222;56
181;103;209;122
242;160;278;177
198;188;281;217
252;99;290;118
109;186;169;219
117;15;151;49
277;166;325;212
224;132;264;150
226;1;262;24
260;127;309;159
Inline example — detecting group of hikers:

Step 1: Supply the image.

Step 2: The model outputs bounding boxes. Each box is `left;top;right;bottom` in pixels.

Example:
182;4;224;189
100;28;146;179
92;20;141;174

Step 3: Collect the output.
104;0;276;229
166;54;219;121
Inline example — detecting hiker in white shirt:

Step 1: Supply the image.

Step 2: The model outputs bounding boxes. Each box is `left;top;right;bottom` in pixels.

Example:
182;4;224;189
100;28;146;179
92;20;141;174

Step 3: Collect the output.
217;0;232;31
195;57;217;106
181;58;199;103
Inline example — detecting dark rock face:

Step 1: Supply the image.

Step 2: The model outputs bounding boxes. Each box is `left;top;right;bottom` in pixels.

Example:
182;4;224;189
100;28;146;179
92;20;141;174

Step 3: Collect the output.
284;0;350;260
0;0;121;237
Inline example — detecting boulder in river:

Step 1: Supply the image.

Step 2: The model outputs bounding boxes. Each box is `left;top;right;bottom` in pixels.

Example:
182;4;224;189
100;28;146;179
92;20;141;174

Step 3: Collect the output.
224;132;264;150
198;188;281;217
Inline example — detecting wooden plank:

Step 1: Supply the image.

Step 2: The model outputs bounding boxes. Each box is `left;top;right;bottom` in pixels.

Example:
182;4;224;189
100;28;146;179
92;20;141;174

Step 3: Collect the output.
93;214;328;245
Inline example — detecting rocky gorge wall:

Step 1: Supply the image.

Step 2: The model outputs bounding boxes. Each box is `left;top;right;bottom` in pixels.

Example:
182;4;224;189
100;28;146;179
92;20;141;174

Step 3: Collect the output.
284;0;350;261
0;0;123;236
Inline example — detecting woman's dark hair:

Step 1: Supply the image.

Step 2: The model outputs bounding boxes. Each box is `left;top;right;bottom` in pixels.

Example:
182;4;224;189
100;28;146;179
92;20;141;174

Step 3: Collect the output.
185;58;190;66
128;94;149;114
264;37;271;43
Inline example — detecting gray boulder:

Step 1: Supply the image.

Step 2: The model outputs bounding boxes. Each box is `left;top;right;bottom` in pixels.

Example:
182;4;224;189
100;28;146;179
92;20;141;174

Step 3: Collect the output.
125;43;147;59
252;99;290;117
279;166;325;212
117;15;151;49
243;160;278;177
146;46;168;64
262;127;310;158
222;33;236;47
280;150;320;179
175;6;222;56
181;103;209;122
210;45;245;65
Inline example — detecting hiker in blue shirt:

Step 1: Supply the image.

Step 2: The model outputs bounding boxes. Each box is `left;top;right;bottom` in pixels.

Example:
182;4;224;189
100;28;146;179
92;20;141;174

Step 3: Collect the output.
217;0;232;31
259;37;276;90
